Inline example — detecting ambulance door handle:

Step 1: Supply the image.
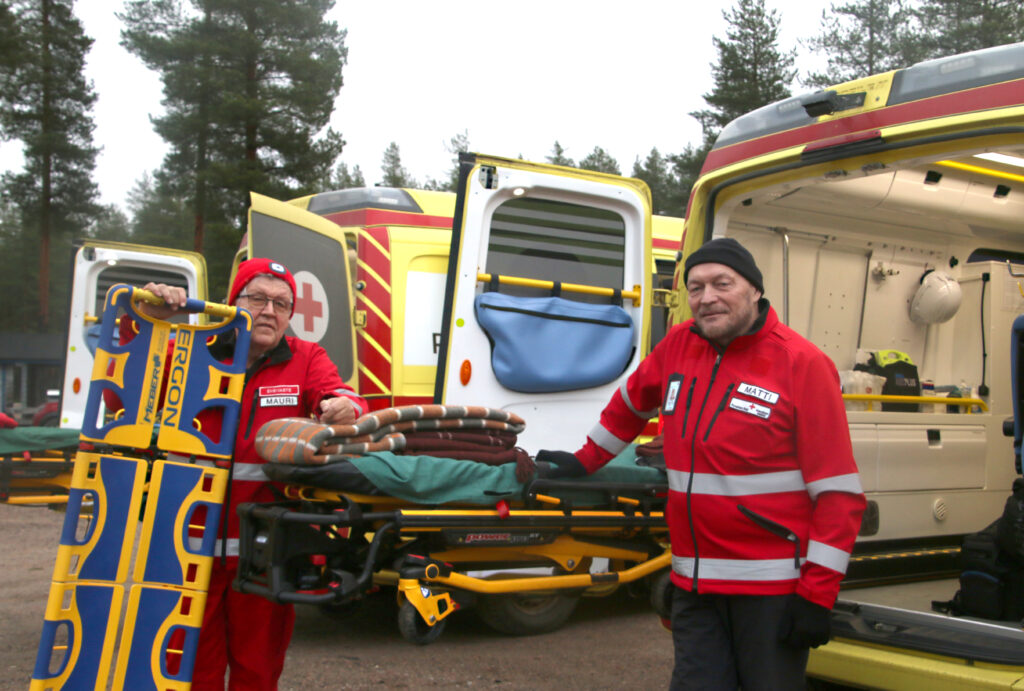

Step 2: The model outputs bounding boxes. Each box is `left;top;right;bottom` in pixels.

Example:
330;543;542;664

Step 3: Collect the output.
652;289;679;309
353;309;367;328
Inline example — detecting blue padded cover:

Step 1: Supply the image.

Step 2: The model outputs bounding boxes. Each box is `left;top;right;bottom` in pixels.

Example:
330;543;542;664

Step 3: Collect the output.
474;292;634;393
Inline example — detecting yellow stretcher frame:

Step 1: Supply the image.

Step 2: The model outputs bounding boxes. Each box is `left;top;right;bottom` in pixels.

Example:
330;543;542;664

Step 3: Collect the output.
236;479;671;645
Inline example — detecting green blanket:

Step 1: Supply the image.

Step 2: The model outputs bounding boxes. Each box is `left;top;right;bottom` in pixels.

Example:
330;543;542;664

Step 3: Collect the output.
0;427;79;455
348;445;664;506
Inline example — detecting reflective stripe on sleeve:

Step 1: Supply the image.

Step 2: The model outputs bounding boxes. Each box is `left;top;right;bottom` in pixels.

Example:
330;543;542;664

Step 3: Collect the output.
334;389;365;416
231;462;269;482
587;423;630;457
190;537;239;557
189;458;266;482
672;555;801;582
619;381;659;420
806;539;851;574
805;473;863;500
667;469;806;496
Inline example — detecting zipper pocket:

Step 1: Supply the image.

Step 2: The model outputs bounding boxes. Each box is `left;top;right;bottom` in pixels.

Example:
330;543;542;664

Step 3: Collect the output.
737;504;801;569
244;386;259;438
702;383;735;441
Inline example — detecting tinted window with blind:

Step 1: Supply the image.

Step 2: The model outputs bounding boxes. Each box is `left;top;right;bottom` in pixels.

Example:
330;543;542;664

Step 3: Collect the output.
485;198;625;303
95;266;191;323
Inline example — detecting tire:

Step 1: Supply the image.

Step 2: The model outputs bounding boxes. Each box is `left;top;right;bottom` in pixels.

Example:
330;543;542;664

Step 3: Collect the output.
475;591;580;636
397;601;446;645
649;569;673;619
35;411;59;427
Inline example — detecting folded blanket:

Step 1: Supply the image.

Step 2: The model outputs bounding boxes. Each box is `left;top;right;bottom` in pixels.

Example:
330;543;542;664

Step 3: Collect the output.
255;405;527;466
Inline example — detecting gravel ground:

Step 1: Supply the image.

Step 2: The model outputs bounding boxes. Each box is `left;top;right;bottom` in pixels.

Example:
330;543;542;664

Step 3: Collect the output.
0;502;673;689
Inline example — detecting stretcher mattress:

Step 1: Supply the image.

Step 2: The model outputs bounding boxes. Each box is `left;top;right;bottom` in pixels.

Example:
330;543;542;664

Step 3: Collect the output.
263;445;665;506
0;427;80;455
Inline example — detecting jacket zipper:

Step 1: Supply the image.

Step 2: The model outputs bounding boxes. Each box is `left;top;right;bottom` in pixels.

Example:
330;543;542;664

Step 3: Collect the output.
702;383;734;441
737;504;801;568
224;366;261;564
679;378;697;439
243;384;260;438
686;353;723;590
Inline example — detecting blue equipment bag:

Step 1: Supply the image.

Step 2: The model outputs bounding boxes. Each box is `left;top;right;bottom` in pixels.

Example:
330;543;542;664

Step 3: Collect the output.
474;291;635;393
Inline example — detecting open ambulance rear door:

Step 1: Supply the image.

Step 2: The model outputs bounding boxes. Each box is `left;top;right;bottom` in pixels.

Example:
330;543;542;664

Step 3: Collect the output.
435;153;653;453
243;192;358;390
60;241;207;430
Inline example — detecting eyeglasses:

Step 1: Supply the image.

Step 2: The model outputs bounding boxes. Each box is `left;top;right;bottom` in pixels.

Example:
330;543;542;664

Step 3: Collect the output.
238;293;292;315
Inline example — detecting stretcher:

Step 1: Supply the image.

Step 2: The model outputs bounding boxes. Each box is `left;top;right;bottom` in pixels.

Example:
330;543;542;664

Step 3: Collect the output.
234;441;672;644
0;427;81;505
29;284;252;690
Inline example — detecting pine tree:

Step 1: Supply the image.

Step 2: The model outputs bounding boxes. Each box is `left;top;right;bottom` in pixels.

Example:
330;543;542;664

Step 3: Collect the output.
578;146;621;175
690;0;797;146
380;142;416;188
120;0;348;262
326;161;365;190
2;0;100;330
804;0;915;87
88;205;131;241
910;0;1024;58
546;141;575;167
632;148;679;216
0;1;20;139
124;172;194;249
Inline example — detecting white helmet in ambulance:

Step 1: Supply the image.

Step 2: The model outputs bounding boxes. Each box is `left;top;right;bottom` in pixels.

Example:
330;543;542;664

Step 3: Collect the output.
909;270;962;324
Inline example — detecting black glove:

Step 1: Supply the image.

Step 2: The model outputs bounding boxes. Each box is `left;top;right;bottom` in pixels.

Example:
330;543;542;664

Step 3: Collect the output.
535;450;587;479
778;595;831;649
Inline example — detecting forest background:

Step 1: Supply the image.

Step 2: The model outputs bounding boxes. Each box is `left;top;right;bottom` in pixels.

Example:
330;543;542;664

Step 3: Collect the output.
0;0;1022;335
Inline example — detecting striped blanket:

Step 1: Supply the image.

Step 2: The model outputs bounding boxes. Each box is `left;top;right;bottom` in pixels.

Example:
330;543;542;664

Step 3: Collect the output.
255;405;527;467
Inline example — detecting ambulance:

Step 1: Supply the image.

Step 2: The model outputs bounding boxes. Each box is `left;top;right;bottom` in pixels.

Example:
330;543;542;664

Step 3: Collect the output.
59;185;683;441
670;41;1024;688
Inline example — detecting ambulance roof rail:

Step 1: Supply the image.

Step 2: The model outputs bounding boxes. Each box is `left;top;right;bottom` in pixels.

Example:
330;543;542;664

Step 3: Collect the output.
713;42;1024;150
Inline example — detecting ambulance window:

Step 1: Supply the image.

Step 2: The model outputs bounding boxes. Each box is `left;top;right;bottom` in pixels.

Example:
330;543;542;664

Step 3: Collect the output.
650;259;675;349
96;266;191;323
485;198;625;303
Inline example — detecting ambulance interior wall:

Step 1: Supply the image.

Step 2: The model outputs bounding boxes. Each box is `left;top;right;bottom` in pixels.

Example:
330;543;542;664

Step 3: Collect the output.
724;198;1022;422
723;221;1018;510
732;226;1019;422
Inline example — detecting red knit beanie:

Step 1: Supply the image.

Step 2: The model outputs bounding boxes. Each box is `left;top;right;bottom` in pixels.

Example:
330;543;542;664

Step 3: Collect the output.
229;258;297;316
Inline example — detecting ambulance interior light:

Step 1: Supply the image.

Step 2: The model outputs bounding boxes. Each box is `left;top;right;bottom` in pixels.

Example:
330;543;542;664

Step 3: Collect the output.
974;153;1024;169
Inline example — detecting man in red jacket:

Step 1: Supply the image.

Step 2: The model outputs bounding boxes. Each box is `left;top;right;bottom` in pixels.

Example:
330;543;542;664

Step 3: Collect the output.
138;258;367;690
538;238;865;689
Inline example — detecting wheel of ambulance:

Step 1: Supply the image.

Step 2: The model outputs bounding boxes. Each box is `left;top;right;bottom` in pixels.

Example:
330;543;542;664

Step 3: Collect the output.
397;601;446;645
474;591;581;636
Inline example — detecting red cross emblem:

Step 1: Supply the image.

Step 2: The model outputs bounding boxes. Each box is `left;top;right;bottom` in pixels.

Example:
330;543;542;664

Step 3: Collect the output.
293;280;324;332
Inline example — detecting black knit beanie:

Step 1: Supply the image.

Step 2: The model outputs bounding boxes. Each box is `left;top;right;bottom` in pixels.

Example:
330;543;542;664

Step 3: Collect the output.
683;237;764;293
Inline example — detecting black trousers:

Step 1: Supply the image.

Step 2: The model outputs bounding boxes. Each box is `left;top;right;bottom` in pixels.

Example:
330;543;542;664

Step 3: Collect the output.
669;587;808;690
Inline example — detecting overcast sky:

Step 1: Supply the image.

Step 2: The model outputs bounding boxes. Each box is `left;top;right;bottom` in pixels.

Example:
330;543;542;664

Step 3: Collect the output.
0;0;833;210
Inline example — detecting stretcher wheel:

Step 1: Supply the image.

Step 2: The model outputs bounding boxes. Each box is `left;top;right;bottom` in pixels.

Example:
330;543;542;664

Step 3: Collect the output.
474;591;580;636
397;602;446;645
650;569;673;619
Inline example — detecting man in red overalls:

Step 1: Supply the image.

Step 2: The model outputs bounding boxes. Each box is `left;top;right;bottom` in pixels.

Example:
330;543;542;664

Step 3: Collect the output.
138;258;367;690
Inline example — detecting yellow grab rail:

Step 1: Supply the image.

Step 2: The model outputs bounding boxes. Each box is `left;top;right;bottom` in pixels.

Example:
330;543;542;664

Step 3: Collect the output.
842;394;988;413
477;273;641;305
